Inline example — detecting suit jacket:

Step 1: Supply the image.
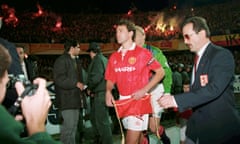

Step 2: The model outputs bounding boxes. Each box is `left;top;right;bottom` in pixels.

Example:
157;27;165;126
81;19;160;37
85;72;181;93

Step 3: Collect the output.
53;53;82;110
175;43;240;143
24;58;38;81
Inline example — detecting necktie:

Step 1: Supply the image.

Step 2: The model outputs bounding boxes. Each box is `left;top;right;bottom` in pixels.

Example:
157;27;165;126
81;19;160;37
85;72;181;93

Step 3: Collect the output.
194;54;199;74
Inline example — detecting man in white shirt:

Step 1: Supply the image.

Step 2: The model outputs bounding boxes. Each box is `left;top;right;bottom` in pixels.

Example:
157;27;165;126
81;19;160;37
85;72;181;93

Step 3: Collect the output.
16;45;38;82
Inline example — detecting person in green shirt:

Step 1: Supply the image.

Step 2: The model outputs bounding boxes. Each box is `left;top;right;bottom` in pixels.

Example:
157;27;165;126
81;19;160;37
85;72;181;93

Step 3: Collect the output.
86;42;113;144
0;44;61;144
135;25;172;144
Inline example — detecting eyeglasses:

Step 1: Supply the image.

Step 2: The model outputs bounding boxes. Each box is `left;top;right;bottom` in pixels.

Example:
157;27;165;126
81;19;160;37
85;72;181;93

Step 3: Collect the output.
183;33;196;40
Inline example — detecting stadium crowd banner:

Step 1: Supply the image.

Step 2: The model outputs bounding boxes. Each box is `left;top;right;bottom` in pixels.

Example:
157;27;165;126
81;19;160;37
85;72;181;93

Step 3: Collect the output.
17;33;240;55
211;33;240;47
147;39;180;51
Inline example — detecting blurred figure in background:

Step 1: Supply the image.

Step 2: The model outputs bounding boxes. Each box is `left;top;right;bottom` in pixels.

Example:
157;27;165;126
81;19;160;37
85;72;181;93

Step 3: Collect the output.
171;63;183;95
16;45;38;82
178;79;191;144
179;63;190;87
135;25;171;144
86;42;113;144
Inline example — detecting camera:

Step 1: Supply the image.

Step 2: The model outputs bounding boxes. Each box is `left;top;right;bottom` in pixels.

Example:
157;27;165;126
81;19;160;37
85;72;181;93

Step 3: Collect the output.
7;74;30;89
7;74;38;116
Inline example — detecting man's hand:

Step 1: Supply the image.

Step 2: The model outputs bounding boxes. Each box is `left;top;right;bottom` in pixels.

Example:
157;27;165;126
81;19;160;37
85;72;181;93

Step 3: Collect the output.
131;88;147;100
77;82;84;91
15;78;51;136
158;94;177;109
105;91;114;107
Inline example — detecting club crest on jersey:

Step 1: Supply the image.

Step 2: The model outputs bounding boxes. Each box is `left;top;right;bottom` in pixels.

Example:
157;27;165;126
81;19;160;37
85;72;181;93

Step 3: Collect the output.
128;57;136;65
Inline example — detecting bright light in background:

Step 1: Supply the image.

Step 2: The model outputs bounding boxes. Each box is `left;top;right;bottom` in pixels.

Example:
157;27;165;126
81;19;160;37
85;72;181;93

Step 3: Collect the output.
0;2;180;37
37;4;43;16
1;5;19;27
55;19;62;28
144;25;151;32
156;23;166;32
155;13;166;32
173;5;177;10
127;10;132;16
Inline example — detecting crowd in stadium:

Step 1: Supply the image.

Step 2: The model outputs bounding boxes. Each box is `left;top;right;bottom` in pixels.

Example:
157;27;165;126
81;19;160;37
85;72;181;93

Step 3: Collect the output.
0;0;239;79
0;0;239;43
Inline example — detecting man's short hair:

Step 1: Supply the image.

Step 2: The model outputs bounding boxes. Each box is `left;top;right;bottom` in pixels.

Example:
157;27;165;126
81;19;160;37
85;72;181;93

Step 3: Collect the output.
0;44;11;78
64;39;79;53
117;19;136;41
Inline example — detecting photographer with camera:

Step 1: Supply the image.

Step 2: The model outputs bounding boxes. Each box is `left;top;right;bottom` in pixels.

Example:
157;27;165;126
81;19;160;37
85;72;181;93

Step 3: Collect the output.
0;45;61;143
0;17;26;113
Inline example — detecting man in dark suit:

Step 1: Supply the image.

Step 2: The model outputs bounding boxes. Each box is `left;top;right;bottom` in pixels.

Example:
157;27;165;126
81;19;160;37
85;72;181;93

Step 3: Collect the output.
158;16;240;144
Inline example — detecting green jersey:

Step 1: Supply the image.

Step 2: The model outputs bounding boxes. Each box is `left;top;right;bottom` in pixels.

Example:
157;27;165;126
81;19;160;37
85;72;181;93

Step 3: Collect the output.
144;44;172;93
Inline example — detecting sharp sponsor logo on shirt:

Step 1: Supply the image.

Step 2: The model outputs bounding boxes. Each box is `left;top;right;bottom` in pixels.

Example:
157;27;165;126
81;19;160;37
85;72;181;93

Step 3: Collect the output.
115;66;136;72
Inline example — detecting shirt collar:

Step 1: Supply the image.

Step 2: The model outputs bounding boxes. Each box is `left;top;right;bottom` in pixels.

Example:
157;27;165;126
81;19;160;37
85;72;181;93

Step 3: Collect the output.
21;61;25;65
197;41;210;58
118;42;136;52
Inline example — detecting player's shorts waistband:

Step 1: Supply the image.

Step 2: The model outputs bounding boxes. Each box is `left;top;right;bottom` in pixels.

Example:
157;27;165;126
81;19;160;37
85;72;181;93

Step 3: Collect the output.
119;95;132;100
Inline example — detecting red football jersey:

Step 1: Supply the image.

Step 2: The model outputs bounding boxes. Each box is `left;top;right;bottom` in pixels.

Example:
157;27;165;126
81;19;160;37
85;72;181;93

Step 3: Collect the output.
105;45;161;96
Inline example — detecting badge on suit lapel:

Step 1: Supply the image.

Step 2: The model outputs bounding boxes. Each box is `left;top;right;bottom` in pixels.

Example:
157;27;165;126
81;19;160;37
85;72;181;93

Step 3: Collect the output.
200;74;208;86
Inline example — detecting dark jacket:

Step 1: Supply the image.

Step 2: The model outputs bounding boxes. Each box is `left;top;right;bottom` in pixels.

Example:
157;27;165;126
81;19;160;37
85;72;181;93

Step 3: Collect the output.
53;53;82;110
175;43;240;143
87;53;107;93
24;58;38;81
0;37;22;75
0;38;23;109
